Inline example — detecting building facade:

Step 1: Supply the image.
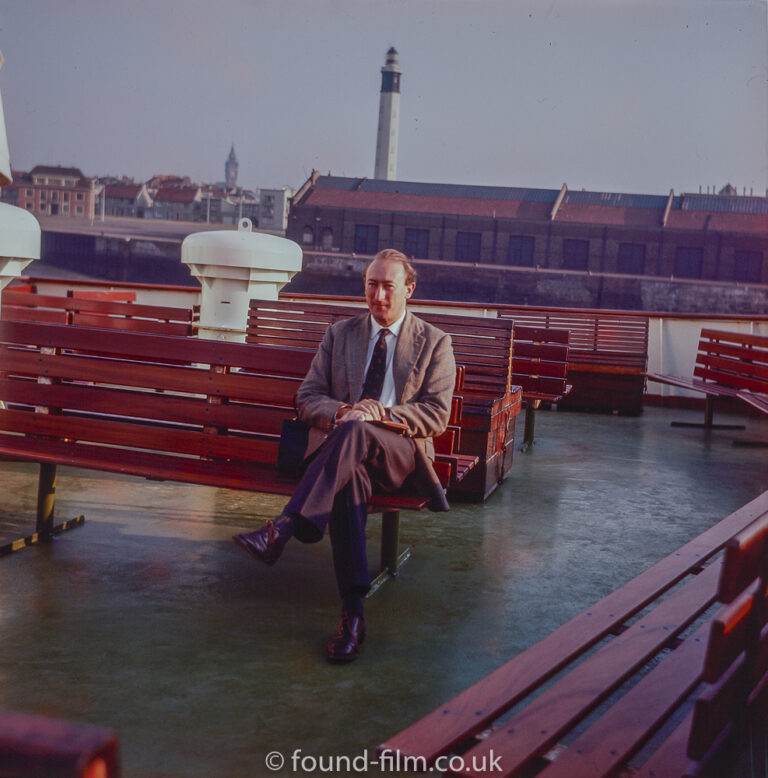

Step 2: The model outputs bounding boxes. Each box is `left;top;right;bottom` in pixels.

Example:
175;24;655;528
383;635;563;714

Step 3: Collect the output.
101;183;153;218
286;174;768;313
258;187;293;232
2;165;99;219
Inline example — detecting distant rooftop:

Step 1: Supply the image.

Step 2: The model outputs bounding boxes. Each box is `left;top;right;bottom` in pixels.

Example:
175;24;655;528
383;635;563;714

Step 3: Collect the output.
310;175;768;214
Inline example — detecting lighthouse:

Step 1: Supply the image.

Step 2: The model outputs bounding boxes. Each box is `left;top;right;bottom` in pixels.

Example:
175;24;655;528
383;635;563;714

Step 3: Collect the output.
374;47;402;181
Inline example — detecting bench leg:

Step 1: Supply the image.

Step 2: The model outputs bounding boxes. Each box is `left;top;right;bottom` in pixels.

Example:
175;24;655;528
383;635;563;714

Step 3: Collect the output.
366;510;413;597
670;396;746;431
0;463;87;557
522;401;540;452
36;463;57;540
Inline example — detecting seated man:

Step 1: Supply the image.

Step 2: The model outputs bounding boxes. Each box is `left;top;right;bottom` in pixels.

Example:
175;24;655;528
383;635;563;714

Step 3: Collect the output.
233;248;455;662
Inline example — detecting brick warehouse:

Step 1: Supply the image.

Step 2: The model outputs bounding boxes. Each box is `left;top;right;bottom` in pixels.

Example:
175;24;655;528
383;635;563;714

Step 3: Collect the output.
285;173;768;313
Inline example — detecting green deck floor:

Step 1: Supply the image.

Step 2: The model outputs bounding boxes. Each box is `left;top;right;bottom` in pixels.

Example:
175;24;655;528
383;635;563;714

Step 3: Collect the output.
0;405;767;777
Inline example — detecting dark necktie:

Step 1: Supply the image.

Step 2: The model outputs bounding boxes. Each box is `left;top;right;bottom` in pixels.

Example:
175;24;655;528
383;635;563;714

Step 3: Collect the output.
361;328;390;400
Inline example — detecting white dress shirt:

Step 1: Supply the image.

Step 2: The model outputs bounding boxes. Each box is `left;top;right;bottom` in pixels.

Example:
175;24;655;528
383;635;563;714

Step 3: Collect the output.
363;311;406;408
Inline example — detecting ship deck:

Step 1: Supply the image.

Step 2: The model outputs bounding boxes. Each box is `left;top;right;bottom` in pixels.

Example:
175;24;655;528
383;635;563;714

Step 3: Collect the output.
1;405;767;776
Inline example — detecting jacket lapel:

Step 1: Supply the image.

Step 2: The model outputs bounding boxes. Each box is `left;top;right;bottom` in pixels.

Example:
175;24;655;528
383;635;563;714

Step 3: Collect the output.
394;310;425;402
347;314;371;402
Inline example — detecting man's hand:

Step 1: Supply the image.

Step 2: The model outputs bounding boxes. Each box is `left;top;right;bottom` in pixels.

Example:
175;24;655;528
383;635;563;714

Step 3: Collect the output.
335;399;389;425
353;399;387;420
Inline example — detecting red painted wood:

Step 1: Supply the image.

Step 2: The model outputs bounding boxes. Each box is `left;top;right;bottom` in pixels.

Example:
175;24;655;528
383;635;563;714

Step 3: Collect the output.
522;619;712;778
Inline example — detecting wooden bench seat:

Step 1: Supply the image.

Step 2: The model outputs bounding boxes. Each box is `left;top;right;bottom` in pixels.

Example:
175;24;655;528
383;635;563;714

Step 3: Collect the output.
248;298;522;501
0;320;471;588
646;328;768;431
499;306;649;415
377;489;768;775
1;288;199;336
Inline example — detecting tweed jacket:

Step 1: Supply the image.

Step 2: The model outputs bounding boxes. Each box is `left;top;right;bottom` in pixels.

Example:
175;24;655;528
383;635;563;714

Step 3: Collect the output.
295;310;455;466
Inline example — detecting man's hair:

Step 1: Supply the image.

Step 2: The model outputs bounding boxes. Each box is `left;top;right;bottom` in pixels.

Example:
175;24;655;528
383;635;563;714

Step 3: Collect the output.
363;248;417;286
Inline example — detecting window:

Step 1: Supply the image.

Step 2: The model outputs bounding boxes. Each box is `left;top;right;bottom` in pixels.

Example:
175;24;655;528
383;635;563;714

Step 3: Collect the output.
321;228;333;250
562;239;589;270
617;243;646;274
508;235;534;267
674;246;703;279
52;191;58;202
40;190;46;200
354;224;379;255
455;231;481;262
301;226;314;245
63;192;70;202
76;192;84;201
76;206;84;215
404;228;429;258
733;250;762;283
25;188;32;196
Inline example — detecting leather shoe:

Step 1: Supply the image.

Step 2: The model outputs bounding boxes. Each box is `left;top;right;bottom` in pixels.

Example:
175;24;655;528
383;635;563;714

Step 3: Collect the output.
233;520;286;566
326;612;366;663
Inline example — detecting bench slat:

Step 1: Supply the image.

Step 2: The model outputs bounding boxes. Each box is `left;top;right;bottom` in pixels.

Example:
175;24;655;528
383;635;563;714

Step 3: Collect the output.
1;347;302;405
0;408;280;463
0;379;295;436
527;618;712;778
0;320;315;376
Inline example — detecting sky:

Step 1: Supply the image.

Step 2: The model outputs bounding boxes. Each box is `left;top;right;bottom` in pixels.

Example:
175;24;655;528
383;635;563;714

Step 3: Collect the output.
0;0;766;197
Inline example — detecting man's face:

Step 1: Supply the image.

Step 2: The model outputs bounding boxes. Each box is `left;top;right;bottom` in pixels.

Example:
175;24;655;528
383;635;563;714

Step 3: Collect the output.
364;258;415;327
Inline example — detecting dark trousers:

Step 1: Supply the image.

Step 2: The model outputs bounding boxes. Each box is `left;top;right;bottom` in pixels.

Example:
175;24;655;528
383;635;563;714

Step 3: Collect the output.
284;420;416;598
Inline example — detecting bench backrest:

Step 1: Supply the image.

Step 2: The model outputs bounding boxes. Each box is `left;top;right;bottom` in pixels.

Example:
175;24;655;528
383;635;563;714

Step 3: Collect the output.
498;305;649;368
686;510;768;763
511;325;570;400
0;320;309;464
1;289;199;337
0;320;462;490
694;328;768;396
247;299;513;395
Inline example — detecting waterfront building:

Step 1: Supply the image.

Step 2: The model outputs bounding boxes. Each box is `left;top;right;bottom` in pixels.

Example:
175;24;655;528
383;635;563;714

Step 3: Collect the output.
286;173;768;313
1;164;99;220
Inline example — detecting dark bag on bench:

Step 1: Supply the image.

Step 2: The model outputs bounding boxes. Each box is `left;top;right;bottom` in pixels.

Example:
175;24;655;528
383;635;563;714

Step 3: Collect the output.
277;418;310;475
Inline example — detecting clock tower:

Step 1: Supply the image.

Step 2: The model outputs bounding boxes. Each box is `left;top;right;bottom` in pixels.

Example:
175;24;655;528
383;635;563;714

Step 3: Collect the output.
374;47;402;181
225;143;238;189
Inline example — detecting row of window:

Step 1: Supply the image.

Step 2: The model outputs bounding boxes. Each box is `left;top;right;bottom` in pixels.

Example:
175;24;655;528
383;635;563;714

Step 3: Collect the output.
32;177;77;187
24;188;85;202
303;224;763;283
24;203;85;215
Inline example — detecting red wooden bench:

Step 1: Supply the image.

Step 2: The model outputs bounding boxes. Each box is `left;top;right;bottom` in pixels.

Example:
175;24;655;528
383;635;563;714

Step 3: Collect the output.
0;320;470;590
510;325;570;450
646;328;768;432
0;710;119;778
378;489;768;776
498;306;649;415
248;299;522;501
1;288;199;336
